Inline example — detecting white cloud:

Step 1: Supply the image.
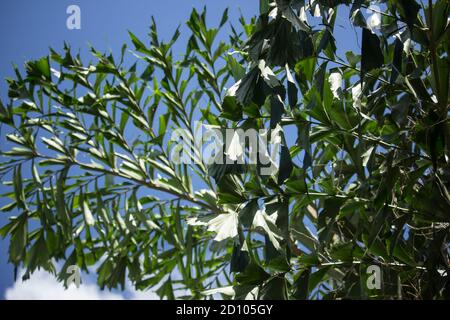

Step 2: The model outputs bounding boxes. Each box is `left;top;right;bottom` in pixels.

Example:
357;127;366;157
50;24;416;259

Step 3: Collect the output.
5;269;158;300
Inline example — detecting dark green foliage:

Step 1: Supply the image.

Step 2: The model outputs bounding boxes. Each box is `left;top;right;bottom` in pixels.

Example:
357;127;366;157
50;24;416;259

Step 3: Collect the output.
0;0;449;299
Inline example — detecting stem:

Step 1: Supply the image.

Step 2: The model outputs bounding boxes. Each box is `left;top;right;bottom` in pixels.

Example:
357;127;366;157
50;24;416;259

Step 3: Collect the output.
427;0;442;112
317;55;390;85
36;153;222;214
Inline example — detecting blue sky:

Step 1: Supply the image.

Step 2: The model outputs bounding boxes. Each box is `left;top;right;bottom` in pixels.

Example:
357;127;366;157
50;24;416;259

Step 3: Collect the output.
0;1;362;299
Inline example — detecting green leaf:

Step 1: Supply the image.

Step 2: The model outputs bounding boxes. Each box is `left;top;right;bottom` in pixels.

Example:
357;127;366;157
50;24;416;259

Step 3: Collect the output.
219;8;229;28
361;28;383;72
286;67;298;108
156;277;175;300
252;208;283;251
270;95;284;129
396;0;420;29
239;200;259;228
82;198;95;226
226;55;246;81
42;137;67;154
259;276;288;300
8;214;28;265
26;56;51;80
230;243;250;273
13;165;26;210
56;166;71;236
221;95;242;121
292;268;311;299
235;262;270;286
128;31;150;55
278;145;293;185
308;267;329;293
